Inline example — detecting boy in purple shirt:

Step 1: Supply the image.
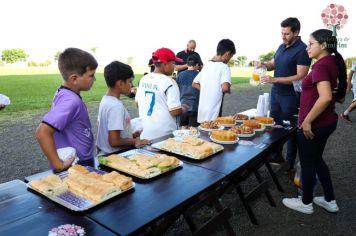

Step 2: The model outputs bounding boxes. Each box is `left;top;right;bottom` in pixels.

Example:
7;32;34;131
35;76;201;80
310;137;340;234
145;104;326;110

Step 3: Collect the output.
36;48;98;172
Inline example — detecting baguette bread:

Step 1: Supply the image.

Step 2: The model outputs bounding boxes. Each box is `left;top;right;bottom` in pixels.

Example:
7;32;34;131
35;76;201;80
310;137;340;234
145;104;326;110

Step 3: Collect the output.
102;171;133;191
159;137;223;159
30;174;67;196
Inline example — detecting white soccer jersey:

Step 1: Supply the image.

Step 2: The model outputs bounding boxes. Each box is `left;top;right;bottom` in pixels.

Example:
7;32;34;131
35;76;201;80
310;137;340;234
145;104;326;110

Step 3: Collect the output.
193;61;231;123
135;73;181;140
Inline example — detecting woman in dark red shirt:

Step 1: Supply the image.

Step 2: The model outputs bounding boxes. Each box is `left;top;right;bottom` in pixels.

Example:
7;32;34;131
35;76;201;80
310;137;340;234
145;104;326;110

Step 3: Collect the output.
282;29;346;214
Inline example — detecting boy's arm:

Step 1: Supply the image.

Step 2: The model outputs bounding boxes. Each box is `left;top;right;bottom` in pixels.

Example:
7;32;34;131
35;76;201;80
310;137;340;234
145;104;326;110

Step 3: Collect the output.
169;107;183;117
175;64;188;72
35;123;73;172
347;70;353;93
192;82;200;90
108;130;150;147
221;82;231;94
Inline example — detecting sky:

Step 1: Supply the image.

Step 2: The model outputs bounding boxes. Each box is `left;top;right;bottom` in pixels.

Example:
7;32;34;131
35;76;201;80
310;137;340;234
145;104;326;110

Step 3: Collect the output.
1;0;355;66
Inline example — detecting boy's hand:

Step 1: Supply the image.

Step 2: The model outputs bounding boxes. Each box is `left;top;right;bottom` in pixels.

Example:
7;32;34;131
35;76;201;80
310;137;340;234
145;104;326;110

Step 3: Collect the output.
134;138;151;147
55;156;75;173
181;104;190;113
132;130;141;138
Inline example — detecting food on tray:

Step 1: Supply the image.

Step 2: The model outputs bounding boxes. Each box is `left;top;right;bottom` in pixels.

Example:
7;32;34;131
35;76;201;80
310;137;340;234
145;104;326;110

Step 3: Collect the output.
199;121;220;129
211;130;237;141
230;125;254;134
233;113;249;120
30;165;133;203
243;119;263;129
102;153;180;178
30;174;67;196
102;171;133;191
68;164;89;175
175;127;199;137
255;116;274;124
159;136;223;159
215;116;235;125
188;127;199;136
64;167;121;203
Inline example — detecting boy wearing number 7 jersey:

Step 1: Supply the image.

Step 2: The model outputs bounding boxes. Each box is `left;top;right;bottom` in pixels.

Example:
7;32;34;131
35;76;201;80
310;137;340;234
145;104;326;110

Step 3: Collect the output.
135;48;185;140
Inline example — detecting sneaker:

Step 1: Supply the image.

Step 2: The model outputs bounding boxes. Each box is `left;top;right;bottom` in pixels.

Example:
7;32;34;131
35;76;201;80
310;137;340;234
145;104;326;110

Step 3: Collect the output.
340;113;352;124
313;196;339;213
282;197;314;214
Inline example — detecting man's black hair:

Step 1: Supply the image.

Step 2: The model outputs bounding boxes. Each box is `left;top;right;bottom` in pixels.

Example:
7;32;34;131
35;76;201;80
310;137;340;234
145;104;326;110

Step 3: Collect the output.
104;61;134;88
281;17;301;33
216;39;236;56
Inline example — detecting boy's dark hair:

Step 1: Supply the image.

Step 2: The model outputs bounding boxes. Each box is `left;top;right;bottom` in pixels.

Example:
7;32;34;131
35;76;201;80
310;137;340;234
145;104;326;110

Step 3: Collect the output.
187;55;199;67
281;17;300;33
104;61;134;88
216;39;236;56
58;48;98;81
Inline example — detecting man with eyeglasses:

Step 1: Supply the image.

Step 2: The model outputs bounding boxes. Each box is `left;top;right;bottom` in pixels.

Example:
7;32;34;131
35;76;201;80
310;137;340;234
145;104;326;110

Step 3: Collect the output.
175;40;203;74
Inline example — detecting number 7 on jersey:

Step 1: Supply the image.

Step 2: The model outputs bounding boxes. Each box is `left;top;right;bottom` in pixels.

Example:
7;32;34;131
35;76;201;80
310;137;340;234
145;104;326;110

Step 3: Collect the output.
145;91;156;116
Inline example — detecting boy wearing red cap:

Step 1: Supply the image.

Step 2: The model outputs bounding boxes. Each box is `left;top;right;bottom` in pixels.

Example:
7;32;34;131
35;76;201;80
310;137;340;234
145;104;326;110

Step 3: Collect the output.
135;48;185;140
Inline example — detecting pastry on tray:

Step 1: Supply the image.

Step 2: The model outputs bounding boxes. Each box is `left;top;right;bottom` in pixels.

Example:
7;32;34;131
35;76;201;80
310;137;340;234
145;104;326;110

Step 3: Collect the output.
232;113;249;121
230;125;254;134
211;130;237;141
243;119;263;129
199;121;220;129
215;116;235;125
254;116;274;124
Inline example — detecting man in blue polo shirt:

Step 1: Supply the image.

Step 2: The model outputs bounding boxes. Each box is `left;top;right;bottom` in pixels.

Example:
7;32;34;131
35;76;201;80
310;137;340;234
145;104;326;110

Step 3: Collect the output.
260;17;311;169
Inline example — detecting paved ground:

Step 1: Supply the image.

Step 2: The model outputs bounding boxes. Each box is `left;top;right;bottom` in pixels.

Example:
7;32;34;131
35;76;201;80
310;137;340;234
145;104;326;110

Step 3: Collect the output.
1;84;355;235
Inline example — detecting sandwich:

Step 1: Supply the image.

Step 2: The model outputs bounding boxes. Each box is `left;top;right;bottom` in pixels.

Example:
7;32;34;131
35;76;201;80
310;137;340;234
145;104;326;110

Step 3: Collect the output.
30;174;67;196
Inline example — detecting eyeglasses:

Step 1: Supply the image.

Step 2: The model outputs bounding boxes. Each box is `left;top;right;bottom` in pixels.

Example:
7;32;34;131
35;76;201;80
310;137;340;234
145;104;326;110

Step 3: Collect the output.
307;42;318;48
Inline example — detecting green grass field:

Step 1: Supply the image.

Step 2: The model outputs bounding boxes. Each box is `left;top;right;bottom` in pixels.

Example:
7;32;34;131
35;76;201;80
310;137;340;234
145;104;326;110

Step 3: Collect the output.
0;71;251;113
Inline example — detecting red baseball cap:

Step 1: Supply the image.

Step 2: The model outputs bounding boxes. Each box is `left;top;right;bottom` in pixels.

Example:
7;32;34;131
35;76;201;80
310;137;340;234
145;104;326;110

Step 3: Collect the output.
152;48;183;63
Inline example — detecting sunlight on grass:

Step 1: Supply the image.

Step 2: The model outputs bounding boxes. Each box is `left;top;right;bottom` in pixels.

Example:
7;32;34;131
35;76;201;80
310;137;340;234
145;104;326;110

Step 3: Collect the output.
0;66;260;114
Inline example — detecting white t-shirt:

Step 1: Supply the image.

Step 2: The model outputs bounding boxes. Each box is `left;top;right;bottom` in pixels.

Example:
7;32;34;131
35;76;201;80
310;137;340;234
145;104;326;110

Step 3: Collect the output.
135;73;181;140
193;61;231;122
96;95;132;155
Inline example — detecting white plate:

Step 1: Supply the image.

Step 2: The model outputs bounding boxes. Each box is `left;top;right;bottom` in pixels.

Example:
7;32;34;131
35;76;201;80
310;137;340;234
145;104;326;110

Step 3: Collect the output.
237;131;255;138
198;125;224;132
209;135;239;144
172;129;200;138
253;124;266;132
262;121;275;127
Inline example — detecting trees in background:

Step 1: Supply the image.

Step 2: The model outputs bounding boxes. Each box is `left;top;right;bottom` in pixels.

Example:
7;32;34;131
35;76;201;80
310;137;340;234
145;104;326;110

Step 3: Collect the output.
1;48;28;64
258;51;275;62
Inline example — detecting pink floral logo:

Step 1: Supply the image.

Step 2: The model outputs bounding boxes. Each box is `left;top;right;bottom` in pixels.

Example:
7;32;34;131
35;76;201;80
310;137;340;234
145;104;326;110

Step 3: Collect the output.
321;3;348;36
